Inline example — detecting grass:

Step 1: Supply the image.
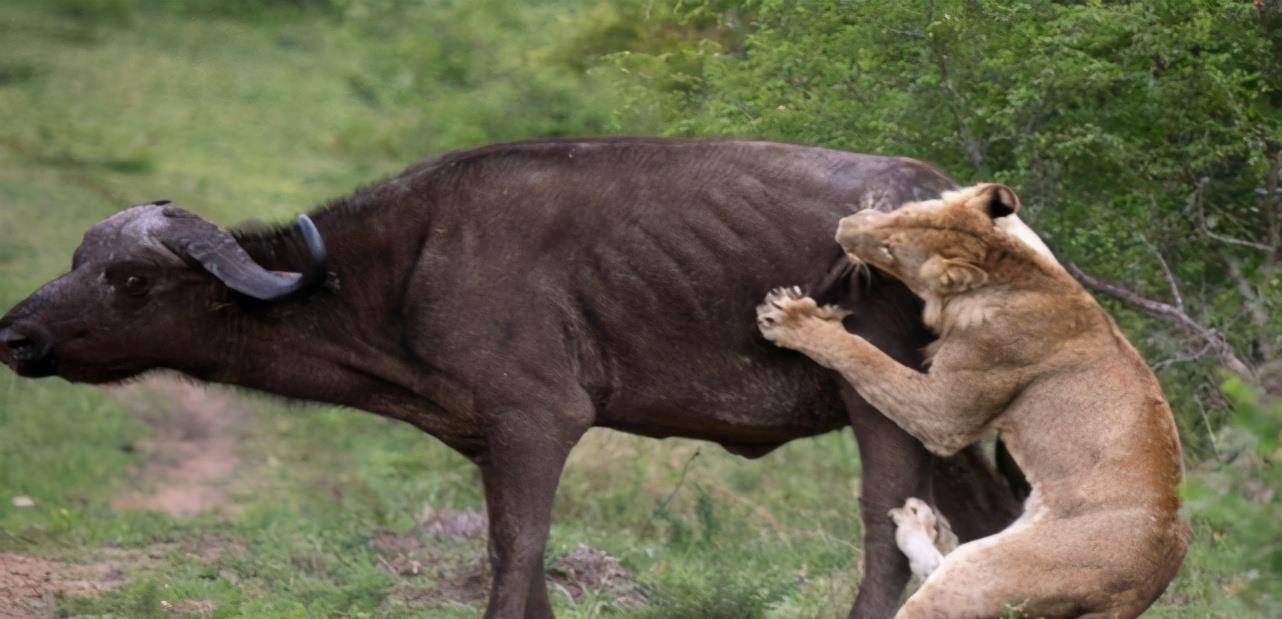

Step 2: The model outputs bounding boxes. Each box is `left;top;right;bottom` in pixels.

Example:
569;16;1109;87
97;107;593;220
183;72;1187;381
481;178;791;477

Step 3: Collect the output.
0;3;1268;617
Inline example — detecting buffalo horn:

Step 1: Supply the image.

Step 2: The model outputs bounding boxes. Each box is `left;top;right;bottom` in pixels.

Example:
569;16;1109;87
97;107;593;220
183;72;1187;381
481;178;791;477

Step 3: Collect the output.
163;211;327;301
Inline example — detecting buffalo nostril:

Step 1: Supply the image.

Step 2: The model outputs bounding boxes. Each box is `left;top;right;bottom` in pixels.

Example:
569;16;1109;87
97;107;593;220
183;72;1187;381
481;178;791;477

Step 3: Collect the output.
2;328;27;353
1;325;44;362
8;335;33;352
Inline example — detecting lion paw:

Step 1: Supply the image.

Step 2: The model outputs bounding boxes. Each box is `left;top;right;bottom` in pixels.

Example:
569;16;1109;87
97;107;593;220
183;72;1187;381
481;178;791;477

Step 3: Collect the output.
756;286;849;349
889;498;956;577
889;497;940;540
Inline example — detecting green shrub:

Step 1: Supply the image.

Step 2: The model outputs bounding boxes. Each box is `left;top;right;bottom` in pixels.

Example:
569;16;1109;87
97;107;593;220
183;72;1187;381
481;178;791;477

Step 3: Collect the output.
1182;378;1282;613
47;0;137;26
602;0;1282;459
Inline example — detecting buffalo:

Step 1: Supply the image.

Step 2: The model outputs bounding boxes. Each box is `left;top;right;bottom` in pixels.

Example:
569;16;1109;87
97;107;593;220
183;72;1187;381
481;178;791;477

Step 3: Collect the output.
0;138;1021;618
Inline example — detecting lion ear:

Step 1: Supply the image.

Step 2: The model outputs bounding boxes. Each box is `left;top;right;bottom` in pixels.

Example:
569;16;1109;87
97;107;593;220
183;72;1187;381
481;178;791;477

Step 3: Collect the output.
920;256;988;293
966;183;1020;220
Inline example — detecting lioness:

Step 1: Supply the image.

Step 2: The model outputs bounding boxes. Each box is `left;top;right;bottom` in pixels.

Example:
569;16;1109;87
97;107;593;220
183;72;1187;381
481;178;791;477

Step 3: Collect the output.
756;184;1188;618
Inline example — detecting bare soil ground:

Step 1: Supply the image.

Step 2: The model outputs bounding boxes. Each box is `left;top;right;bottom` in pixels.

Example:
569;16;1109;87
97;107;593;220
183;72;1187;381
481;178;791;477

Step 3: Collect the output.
0;542;230;618
3;377;643;615
1;377;251;618
107;376;252;517
372;507;647;609
0;553;126;618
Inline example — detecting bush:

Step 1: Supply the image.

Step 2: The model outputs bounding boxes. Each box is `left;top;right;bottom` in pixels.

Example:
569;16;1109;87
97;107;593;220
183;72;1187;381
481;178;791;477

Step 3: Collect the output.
601;0;1282;458
1182;378;1282;613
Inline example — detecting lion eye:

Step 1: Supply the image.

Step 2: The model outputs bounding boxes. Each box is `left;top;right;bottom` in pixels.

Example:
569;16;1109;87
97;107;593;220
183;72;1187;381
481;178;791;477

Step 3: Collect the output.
122;275;149;296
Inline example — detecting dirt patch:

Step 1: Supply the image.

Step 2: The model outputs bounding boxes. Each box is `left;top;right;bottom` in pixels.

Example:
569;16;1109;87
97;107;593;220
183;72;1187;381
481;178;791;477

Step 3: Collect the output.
0;553;129;618
160;598;217;615
370;507;491;605
418;507;489;541
549;544;647;608
107;376;253;517
0;545;229;618
371;507;646;609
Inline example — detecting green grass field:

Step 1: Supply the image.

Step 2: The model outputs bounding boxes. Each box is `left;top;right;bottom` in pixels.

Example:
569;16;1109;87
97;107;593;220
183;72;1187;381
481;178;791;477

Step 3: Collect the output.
0;3;1263;617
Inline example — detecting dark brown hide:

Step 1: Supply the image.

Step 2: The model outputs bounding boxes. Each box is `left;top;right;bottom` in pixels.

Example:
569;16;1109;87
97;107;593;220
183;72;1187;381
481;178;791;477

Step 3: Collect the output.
0;138;1020;619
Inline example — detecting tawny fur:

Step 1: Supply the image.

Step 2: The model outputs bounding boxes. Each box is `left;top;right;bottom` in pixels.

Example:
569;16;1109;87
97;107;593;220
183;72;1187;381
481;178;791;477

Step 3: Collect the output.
757;184;1189;618
889;497;958;579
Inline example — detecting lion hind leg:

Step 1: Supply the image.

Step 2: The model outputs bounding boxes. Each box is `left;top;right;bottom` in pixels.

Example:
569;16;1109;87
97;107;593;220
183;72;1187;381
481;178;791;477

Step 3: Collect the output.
889;497;956;579
892;516;1139;619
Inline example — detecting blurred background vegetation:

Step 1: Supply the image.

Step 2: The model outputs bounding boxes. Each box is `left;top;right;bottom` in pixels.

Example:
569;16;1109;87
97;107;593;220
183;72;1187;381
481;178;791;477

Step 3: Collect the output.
0;0;1279;616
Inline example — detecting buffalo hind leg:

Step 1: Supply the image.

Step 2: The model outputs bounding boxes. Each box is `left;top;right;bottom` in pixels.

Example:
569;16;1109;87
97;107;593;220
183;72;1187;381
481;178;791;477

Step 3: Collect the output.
477;401;588;619
838;281;938;619
845;383;934;619
928;447;1021;543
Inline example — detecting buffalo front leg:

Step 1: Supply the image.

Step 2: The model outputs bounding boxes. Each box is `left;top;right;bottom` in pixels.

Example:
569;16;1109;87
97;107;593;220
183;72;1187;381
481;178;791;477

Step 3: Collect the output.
477;410;585;619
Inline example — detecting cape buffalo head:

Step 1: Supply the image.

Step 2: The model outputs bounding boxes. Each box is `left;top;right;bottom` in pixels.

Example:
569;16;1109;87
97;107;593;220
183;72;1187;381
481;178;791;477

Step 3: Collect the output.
0;202;326;383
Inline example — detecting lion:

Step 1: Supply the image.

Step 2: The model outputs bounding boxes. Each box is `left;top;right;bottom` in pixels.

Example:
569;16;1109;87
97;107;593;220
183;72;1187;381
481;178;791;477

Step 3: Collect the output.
756;184;1188;618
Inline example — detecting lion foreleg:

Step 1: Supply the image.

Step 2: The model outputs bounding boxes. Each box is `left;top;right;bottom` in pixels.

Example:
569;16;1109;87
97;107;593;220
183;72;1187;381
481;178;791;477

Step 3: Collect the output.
756;288;996;456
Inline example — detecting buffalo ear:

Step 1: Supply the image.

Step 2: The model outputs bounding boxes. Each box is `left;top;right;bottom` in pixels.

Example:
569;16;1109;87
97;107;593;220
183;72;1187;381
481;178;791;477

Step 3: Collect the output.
968;183;1020;220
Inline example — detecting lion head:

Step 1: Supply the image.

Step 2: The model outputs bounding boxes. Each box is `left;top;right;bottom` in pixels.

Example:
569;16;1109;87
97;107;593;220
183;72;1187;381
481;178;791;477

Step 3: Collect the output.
835;183;1049;300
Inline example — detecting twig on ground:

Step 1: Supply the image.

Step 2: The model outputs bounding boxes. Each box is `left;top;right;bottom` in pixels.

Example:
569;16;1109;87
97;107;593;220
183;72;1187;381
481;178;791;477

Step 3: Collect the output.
641;448;700;536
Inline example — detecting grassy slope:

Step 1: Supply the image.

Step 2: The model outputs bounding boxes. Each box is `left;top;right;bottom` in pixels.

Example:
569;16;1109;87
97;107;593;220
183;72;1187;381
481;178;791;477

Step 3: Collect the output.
0;4;1250;617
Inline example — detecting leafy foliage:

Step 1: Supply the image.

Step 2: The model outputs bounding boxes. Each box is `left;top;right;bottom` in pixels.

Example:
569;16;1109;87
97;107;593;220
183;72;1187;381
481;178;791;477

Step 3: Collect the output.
598;0;1282;457
1182;377;1282;613
592;2;1282;608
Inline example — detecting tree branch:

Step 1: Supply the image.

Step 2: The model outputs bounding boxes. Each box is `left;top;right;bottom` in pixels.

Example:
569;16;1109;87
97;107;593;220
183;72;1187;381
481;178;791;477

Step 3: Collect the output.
1065;262;1256;380
1265;140;1280;257
1153;338;1216;372
1226;257;1270;328
1188;176;1276;254
1141;235;1183;310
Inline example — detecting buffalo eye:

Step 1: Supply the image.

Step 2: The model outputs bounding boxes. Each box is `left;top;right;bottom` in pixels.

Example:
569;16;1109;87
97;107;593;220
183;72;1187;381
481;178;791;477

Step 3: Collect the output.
122;275;150;296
